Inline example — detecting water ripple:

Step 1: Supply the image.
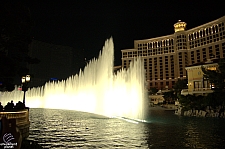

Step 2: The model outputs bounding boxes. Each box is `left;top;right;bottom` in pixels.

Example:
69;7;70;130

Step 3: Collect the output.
28;108;225;148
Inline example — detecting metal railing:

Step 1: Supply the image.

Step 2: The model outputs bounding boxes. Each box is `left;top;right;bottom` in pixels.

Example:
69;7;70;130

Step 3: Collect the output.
0;109;30;139
0;109;29;125
181;88;213;94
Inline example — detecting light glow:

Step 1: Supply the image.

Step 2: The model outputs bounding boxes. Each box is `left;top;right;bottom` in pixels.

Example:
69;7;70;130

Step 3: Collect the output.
26;75;30;82
21;77;26;83
0;38;147;121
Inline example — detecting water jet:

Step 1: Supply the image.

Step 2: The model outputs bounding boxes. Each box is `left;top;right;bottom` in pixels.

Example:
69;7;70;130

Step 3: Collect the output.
0;38;147;120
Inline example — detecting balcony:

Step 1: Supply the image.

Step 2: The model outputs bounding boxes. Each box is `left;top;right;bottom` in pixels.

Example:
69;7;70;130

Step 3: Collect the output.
0;109;30;139
181;88;214;95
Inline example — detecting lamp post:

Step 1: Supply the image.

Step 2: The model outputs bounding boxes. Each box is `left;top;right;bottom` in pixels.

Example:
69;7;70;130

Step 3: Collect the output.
21;75;30;105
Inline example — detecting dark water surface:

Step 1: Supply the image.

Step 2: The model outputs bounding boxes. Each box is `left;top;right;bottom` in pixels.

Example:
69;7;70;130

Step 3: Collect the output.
28;108;225;149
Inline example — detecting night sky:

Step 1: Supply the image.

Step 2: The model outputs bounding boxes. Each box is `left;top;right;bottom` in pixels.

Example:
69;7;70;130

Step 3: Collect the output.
28;1;224;66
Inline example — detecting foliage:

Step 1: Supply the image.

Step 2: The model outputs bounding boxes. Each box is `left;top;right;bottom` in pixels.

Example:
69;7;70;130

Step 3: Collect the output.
149;87;158;95
178;94;205;110
178;92;225;110
173;79;188;95
202;58;225;91
0;1;39;91
176;59;225;110
163;90;176;102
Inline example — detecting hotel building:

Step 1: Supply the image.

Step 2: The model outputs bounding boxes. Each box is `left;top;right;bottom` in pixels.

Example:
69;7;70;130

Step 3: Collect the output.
121;16;225;90
181;58;219;96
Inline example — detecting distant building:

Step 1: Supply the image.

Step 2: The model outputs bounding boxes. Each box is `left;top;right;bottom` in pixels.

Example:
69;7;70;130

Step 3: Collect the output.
113;65;122;74
28;40;73;87
149;94;164;105
121;16;225;90
181;58;219;96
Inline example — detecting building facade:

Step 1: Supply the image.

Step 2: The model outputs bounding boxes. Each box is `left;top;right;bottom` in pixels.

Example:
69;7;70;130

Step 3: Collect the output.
181;59;219;96
121;16;225;90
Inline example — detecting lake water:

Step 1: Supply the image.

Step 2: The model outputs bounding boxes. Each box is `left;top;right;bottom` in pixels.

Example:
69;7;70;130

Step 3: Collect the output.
28;108;225;149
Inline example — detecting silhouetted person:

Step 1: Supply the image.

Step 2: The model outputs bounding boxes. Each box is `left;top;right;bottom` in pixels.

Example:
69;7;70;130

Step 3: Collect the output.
4;100;14;110
0;102;3;111
9;100;14;108
15;101;25;110
4;102;10;110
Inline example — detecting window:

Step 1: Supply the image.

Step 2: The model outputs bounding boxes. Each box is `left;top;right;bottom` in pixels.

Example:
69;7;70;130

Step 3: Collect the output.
194;81;202;89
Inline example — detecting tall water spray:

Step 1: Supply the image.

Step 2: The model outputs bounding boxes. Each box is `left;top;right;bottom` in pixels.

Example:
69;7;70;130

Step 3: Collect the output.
0;38;147;120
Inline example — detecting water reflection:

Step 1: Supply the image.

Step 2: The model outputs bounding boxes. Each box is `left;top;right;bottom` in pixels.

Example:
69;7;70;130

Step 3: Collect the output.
29;108;225;149
182;117;225;149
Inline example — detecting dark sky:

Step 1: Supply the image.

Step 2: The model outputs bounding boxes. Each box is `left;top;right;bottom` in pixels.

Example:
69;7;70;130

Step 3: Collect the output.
28;1;224;66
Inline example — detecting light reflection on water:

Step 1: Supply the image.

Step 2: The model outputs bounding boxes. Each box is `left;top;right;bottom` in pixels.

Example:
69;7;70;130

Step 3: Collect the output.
29;108;225;149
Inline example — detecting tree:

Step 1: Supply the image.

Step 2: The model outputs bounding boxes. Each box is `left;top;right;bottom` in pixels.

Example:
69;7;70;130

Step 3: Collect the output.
0;1;39;91
163;90;176;103
173;79;188;95
178;94;205;110
149;87;158;95
201;58;225;106
202;58;225;91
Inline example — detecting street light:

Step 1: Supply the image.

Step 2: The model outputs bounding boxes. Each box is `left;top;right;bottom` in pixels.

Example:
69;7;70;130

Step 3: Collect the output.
21;75;30;105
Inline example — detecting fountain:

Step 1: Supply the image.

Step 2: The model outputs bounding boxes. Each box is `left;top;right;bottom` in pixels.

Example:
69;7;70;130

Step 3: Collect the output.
0;38;147;121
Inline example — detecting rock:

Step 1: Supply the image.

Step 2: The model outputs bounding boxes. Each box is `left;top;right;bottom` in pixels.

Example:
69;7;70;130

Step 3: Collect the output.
211;112;219;117
215;112;219;117
210;113;214;117
192;109;196;116
198;110;202;117
223;112;225;118
174;107;183;116
205;112;209;117
206;109;210;113
199;110;207;117
195;110;199;117
187;110;192;116
202;111;206;117
216;107;220;113
184;111;187;116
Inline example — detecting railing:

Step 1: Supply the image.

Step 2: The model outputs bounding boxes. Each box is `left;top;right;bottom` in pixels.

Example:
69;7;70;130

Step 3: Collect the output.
181;88;213;92
181;89;189;93
193;88;212;91
181;88;213;95
0;109;30;138
0;109;29;123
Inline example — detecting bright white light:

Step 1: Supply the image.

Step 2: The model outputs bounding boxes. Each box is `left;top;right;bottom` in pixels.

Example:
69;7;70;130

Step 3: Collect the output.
26;75;30;82
1;38;147;121
21;77;26;83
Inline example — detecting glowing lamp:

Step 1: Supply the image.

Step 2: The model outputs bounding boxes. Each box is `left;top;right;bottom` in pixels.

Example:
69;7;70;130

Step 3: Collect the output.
21;77;26;83
26;75;30;82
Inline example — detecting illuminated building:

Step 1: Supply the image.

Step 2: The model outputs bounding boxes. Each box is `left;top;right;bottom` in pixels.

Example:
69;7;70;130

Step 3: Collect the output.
121;16;225;90
181;58;219;96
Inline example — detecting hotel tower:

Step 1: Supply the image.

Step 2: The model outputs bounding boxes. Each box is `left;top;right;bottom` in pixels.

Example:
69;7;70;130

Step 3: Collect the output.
121;16;225;90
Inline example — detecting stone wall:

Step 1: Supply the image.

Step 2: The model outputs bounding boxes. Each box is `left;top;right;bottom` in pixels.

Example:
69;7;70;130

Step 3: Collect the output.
175;106;225;118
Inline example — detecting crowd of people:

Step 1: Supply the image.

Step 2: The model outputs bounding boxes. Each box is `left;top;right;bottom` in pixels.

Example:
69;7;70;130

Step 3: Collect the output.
0;100;25;111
